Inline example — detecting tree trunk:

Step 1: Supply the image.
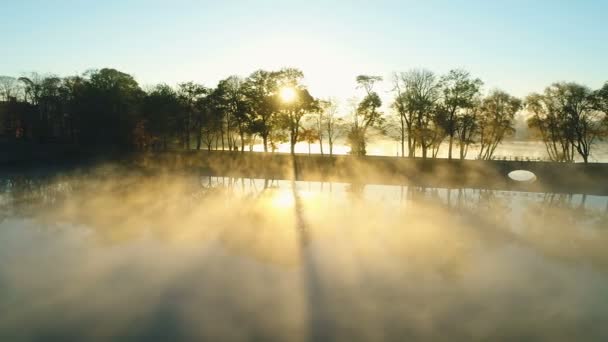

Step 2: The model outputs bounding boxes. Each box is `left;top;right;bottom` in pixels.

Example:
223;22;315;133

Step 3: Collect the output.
240;132;245;152
319;136;324;155
400;119;405;157
290;127;298;155
460;142;465;160
407;133;415;158
196;119;202;150
263;134;268;152
448;135;453;160
186;113;191;150
221;128;225;151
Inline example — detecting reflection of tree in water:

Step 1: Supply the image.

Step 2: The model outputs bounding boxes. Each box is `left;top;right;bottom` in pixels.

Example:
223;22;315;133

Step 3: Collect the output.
3;168;608;272
387;202;477;280
345;182;365;200
0;170;305;267
518;193;608;269
3;168;608;341
398;186;603;271
0;174;73;221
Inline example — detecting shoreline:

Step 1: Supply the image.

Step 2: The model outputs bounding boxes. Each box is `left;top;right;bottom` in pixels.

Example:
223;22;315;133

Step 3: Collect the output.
3;146;605;195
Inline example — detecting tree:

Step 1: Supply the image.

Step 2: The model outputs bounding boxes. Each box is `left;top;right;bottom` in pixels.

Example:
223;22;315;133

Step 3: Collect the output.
142;84;181;150
349;75;383;155
478;90;521;160
437;69;483;159
60;75;87;143
455;102;480;159
201;86;228;150
17;73;76;142
242;70;282;152
306;97;340;156
178;82;208;150
300;128;320;155
526;91;575;162
215;76;251;152
394;69;441;158
275;68;318;154
592;82;608;140
0;76;20;101
428;106;448;158
268;129;288;152
561;83;604;164
80;68;145;148
595;82;608;113
18;73;44;105
0;95;34;139
321;98;340;156
527;82;605;163
37;76;64;142
392;74;410;157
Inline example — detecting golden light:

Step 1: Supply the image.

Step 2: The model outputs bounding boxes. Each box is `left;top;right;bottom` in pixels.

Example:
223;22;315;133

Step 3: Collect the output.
271;189;295;208
279;87;296;103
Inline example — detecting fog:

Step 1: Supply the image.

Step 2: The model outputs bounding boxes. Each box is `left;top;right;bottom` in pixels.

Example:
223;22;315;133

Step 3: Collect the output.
1;165;608;341
252;138;608;163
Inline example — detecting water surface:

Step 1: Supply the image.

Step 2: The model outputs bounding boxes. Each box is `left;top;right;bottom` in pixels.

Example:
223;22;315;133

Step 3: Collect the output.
1;167;607;341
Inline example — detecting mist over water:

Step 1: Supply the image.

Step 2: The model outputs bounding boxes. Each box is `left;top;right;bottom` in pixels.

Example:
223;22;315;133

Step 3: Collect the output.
1;166;608;341
254;139;608;162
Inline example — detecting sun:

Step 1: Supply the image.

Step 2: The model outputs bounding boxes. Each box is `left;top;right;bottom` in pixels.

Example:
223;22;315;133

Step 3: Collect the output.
279;87;296;103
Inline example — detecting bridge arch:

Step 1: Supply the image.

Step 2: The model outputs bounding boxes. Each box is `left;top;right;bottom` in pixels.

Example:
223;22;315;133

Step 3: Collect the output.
507;169;537;183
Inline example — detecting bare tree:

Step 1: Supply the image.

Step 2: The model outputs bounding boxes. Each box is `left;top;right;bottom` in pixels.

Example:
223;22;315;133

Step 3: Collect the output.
242;70;280;152
348;75;383;156
178;82;208;150
527;82;604;163
392;73;414;157
300;127;320;155
0;76;20;101
455;102;480;159
526;91;575;162
396;69;441;158
275;68;318;154
321;98;341;156
478;90;521;160
437;69;483;159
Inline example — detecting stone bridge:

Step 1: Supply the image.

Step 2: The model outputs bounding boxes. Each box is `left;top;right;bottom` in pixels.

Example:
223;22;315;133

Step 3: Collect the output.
146;152;608;195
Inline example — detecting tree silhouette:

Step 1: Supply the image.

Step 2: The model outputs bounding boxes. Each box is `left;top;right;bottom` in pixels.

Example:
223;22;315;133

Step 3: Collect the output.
1;66;606;163
0;76;20;101
142;84;181;150
177;82;208;150
275;68;318;154
242;70;281;152
477;90;521;160
437;69;483;159
527;83;604;163
348;75;383;156
397;69;441;158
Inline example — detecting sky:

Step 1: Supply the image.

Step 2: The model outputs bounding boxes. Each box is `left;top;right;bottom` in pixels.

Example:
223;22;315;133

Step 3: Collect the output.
1;0;607;107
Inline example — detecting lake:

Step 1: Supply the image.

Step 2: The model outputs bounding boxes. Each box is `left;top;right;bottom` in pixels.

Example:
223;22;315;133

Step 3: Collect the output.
1;166;608;341
251;139;608;163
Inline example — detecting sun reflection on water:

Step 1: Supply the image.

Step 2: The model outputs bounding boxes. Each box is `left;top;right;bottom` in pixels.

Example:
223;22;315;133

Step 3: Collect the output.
1;169;608;340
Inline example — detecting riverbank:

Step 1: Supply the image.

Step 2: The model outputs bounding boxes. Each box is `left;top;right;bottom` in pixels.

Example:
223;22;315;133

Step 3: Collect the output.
141;151;608;195
2;143;607;195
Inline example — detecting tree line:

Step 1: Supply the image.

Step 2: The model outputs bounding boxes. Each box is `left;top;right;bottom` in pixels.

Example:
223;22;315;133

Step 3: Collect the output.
1;68;607;162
